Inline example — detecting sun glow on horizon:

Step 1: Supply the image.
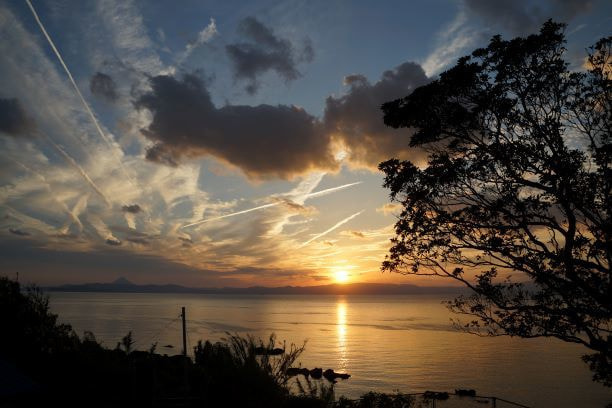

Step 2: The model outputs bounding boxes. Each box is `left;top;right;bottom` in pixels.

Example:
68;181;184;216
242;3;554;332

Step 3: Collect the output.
334;269;350;284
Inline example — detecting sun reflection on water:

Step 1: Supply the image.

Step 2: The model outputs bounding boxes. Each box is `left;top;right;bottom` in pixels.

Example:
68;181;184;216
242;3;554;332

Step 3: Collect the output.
337;298;348;371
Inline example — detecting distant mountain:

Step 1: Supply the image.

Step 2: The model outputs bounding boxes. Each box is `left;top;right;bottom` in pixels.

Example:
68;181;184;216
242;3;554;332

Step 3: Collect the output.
112;277;134;286
47;280;465;295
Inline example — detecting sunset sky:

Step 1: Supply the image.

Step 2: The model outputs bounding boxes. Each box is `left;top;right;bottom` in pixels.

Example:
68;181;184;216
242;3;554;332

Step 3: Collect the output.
1;0;610;287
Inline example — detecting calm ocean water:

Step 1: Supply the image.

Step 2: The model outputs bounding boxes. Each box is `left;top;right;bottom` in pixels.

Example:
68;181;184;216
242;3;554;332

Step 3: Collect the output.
48;292;610;407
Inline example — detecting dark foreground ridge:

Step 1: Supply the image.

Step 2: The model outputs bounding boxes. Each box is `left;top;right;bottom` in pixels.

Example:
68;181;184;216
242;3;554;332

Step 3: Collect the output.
47;278;466;295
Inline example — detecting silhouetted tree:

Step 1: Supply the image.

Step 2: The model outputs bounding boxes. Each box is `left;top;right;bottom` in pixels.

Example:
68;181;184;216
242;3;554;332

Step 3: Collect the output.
379;21;611;385
0;276;76;360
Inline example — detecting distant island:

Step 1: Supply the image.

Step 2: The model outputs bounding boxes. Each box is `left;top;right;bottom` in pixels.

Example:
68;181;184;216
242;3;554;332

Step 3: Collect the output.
46;277;466;295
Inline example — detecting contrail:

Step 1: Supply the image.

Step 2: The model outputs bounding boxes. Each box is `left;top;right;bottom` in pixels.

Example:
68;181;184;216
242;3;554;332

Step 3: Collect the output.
8;157;84;230
181;203;278;228
180;181;362;229
46;137;111;207
301;181;361;200
300;210;364;247
25;0;137;188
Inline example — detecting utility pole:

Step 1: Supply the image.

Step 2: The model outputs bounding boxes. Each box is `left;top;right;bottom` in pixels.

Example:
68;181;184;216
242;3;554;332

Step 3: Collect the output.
181;306;187;357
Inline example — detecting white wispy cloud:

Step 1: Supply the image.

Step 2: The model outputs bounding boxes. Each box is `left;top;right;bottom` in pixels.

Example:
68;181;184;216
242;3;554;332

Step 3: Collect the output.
181;180;361;229
422;10;479;77
25;0;138;190
96;0;166;76
45;137;111;207
178;18;218;64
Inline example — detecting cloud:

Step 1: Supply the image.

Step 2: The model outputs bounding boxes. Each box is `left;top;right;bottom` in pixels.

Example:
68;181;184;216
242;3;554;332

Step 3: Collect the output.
0;238;245;287
176;18;218;66
376;202;402;216
135;73;337;179
463;0;593;36
339;225;395;242
106;237;122;246
25;0;137;188
136;60;434;175
422;10;481;76
187;18;217;53
422;1;594;77
226;17;314;94
90;72;119;102
0;97;36;137
95;0;165;76
271;197;317;215
121;204;143;214
126;237;149;245
9;228;30;236
349;230;365;238
300;38;315;63
182;180;359;229
324;62;430;169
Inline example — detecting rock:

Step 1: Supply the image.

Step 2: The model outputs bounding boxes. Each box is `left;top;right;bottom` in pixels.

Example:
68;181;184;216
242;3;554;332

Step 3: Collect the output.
310;368;323;379
322;369;351;382
287;367;310;376
423;391;449;400
455;389;476;397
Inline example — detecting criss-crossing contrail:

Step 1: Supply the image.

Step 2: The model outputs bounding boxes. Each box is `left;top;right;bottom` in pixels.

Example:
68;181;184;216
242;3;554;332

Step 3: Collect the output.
9;157;76;220
25;0;137;188
181;202;278;228
180;181;362;229
46;137;111;207
300;210;364;247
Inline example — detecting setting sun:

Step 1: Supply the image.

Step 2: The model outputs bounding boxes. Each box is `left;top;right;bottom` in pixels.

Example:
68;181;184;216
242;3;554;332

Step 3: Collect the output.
334;270;350;284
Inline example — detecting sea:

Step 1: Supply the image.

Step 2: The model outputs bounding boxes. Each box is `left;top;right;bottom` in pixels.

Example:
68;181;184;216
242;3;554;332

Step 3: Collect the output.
48;292;611;407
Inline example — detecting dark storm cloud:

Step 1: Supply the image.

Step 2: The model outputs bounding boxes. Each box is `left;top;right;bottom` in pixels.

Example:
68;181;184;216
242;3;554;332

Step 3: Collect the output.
121;204;142;214
464;0;593;35
226;17;314;94
89;72;119;102
0;97;35;137
134;74;336;179
324;62;430;168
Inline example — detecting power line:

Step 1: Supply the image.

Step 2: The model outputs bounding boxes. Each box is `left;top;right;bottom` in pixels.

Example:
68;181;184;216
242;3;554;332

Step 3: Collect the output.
133;315;180;350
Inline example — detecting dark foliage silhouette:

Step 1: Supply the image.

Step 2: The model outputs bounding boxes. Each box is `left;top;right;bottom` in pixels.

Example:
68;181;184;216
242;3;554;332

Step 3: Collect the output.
379;21;611;386
0;276;356;407
192;334;305;407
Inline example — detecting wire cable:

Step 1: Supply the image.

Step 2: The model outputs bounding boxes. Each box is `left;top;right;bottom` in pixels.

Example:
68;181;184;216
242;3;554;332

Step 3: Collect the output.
133;315;180;350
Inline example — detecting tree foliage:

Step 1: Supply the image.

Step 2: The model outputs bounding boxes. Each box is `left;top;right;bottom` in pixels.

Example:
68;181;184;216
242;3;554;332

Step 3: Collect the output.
379;21;611;385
